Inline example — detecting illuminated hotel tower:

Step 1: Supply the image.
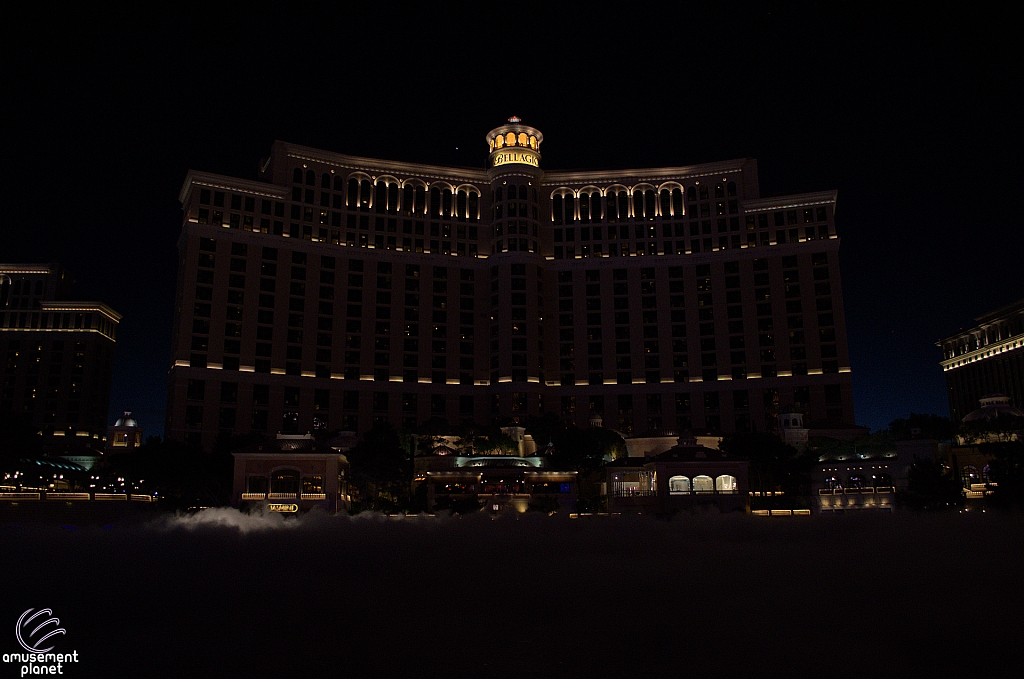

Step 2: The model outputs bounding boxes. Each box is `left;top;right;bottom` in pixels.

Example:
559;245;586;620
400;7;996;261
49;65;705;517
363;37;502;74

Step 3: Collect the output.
0;264;121;445
167;119;853;450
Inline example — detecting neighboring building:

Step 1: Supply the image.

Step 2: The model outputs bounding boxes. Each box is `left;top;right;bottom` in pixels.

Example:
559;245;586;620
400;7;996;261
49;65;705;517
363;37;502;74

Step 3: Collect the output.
423;454;578;514
415;432;577;513
105;411;145;454
957;393;1023;444
0;264;121;446
167;118;855;450
811;435;938;513
230;433;352;513
605;434;749;514
938;298;1024;423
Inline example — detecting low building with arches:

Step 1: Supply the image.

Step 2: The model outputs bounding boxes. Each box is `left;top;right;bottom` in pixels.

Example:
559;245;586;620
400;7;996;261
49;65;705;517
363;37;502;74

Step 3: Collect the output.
230;433;352;513
605;434;748;513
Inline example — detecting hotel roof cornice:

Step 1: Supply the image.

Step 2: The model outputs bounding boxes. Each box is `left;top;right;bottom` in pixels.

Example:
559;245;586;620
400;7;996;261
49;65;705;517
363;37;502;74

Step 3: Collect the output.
541;159;752;186
179;171;288;203
278;141;492;184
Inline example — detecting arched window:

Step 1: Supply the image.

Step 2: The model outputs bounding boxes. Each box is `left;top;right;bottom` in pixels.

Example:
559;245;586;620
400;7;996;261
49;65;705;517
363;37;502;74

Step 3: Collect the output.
429;187;441;217
495;186;503;202
727;181;737;197
633;191;645;219
414;185;426;214
270;469;299;495
374;181;387;213
321;173;331;189
847;473;867;489
442;188;453;217
347;178;359;209
824;475;842;490
359;179;371;209
495;135;504;148
872;473;892;488
520;185;529;201
387;182;399;213
564;193;575;222
306;170;315;186
715;475;737;493
552;195;564;225
334;176;344;192
467;191;479;222
402;184;414;215
660;189;671;217
246;476;268;494
518;132;528;146
456;190;467;221
669;475;690;494
506;132;516;146
672;188;683;216
292;168;303;183
687;186;696;202
603;192;614;221
692;475;714;492
962;465;980;487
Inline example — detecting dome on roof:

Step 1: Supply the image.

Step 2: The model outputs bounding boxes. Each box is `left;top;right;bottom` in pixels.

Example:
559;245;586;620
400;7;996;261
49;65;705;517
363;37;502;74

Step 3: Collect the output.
963;394;1024;422
328;431;359;451
114;411;138;427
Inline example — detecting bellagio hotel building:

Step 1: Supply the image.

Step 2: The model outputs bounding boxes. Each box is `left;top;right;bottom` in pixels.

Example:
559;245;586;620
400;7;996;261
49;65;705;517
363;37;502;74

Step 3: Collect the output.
167;119;854;449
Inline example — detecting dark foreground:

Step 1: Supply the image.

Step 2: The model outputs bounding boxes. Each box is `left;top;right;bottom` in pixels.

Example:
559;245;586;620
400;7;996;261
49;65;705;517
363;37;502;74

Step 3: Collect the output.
2;509;1022;679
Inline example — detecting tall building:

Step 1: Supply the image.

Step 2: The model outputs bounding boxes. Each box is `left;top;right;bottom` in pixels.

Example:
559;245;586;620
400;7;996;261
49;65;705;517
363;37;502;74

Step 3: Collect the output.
0;264;121;445
938;298;1024;421
167;119;854;450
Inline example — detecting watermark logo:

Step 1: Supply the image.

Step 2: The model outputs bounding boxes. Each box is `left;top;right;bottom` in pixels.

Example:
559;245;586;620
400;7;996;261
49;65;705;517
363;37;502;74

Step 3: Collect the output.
4;608;79;676
15;610;64;654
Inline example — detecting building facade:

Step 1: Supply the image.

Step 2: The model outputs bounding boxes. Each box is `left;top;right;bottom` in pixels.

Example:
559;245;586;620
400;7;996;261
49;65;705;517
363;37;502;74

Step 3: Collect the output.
605;436;749;514
231;433;352;514
938;298;1024;422
0;264;120;446
167;119;854;450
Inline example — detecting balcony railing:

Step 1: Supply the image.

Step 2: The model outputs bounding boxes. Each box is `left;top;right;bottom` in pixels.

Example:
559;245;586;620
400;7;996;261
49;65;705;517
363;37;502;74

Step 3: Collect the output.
819;487;895;495
0;491;155;502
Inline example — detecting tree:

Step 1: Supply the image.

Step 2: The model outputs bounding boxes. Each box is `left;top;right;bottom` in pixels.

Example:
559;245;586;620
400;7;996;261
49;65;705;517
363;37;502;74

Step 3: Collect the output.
433;494;482;515
0;412;43;475
902;458;963;509
960;412;1024;444
346;422;411;512
96;436;233;509
888;413;956;442
981;441;1024;507
720;432;812;508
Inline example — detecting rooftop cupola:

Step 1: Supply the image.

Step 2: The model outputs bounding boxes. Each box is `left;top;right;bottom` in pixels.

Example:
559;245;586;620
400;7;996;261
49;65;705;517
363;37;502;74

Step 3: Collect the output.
486;117;543;170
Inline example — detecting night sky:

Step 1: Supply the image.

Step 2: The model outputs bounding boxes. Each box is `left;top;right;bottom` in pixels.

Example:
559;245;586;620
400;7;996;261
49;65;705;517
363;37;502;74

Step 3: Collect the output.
4;7;1021;437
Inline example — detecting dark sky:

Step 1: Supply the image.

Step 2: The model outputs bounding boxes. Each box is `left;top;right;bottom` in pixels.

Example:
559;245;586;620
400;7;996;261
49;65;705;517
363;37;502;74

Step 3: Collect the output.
3;6;1020;437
